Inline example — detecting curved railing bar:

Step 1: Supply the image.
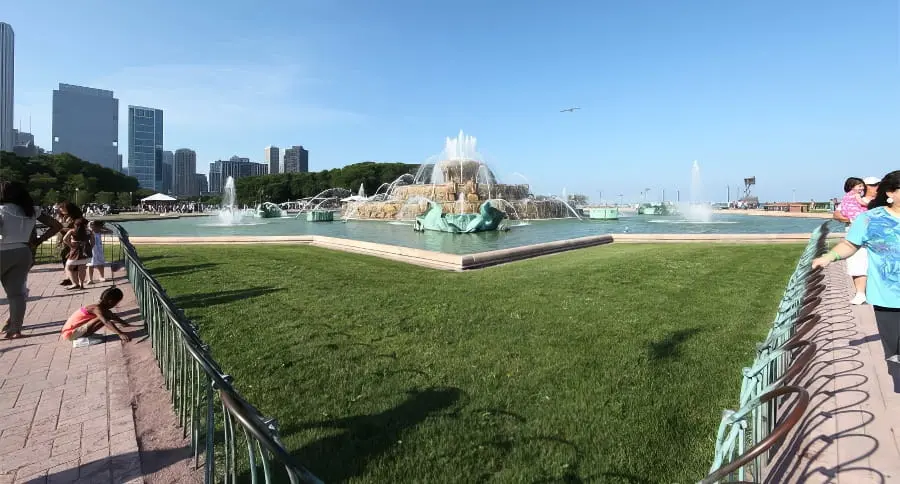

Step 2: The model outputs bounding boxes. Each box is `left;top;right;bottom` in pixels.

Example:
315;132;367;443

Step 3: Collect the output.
702;386;811;484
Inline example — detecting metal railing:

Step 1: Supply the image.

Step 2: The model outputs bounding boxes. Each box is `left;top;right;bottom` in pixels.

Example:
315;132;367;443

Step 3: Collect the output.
701;222;831;483
110;224;322;484
32;223;125;267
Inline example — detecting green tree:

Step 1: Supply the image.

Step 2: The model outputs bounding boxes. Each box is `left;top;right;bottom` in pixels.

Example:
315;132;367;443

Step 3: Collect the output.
95;191;115;205
0;151;139;195
74;190;93;206
116;192;132;208
43;189;61;206
233;162;416;204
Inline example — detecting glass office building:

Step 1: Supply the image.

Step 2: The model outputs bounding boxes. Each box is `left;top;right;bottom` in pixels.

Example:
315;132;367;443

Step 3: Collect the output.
128;106;164;190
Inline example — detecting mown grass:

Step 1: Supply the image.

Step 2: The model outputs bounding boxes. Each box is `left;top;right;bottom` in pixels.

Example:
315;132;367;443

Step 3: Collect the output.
137;243;801;483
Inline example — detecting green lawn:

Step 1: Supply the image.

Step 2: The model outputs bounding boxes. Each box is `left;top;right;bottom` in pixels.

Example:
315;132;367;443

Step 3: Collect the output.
137;243;800;483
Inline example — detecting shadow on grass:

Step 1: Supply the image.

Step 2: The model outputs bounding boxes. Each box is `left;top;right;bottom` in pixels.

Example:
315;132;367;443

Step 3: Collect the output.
279;387;463;482
172;287;283;309
133;254;167;263
646;328;703;360
149;263;220;277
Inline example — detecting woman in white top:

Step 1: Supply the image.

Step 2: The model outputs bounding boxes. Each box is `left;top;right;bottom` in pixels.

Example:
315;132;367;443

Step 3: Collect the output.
1;181;63;339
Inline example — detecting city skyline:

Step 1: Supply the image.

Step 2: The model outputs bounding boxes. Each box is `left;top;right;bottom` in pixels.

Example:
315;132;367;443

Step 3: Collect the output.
3;3;899;201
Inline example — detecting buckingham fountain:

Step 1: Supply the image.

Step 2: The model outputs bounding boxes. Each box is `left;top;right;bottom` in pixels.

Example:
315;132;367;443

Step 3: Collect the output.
343;131;577;232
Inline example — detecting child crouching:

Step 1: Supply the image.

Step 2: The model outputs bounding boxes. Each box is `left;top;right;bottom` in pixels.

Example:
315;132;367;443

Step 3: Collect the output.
61;287;131;343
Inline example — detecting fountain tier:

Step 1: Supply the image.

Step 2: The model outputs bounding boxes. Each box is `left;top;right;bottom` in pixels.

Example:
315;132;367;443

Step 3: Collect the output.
345;131;573;222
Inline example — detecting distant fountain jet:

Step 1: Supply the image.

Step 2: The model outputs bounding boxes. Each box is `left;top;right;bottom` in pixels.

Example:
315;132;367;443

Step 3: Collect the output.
559;107;580;113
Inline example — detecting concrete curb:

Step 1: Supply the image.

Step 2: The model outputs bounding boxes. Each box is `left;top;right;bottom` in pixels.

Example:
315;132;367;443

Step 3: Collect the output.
127;232;833;270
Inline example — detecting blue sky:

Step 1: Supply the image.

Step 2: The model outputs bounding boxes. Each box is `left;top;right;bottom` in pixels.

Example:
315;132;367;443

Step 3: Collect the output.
6;0;899;202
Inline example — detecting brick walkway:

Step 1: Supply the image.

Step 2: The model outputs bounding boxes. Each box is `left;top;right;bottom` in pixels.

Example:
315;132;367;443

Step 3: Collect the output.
0;265;143;484
764;262;900;483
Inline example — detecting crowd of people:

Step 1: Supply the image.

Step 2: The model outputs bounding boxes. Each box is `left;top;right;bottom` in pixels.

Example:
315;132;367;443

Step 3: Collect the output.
817;170;900;373
1;181;129;341
139;202;207;214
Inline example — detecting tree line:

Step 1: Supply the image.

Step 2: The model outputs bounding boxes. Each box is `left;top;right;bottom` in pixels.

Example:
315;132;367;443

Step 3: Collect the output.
0;151;147;207
1;151;416;208
234;162;416;204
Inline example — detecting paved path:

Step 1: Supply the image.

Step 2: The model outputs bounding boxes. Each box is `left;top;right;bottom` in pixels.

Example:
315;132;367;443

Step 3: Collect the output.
0;266;143;483
764;263;900;483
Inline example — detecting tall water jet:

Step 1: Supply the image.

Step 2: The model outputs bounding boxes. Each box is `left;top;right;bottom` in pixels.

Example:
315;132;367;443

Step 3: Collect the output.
217;177;245;225
682;160;712;222
690;160;702;204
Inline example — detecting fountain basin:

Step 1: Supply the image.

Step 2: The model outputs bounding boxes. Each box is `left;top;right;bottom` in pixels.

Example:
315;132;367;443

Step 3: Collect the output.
588;207;619;220
307;210;335;222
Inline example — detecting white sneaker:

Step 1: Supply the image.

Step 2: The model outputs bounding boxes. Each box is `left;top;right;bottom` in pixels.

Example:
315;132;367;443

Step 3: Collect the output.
850;293;867;305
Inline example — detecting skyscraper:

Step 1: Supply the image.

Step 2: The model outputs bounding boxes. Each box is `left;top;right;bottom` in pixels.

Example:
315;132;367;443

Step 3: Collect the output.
207;158;268;193
52;84;119;169
282;145;309;173
128;106;164;190
162;150;174;194
174;148;197;197
0;23;13;151
195;173;208;196
265;146;280;175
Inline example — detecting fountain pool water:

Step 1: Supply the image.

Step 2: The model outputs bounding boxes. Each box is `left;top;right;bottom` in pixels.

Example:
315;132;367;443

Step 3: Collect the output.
120;214;830;255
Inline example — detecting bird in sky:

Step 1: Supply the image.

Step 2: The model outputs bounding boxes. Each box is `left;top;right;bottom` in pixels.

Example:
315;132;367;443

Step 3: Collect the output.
560;107;581;113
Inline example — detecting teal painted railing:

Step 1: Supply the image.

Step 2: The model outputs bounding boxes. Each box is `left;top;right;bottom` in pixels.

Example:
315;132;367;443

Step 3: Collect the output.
701;222;831;483
111;224;322;484
33;223;124;266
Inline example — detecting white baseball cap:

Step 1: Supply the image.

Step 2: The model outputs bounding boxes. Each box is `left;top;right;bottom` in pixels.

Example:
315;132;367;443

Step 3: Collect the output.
863;176;881;185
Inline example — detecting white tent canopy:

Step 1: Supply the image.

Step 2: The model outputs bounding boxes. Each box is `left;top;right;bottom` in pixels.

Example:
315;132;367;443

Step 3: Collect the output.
141;193;177;202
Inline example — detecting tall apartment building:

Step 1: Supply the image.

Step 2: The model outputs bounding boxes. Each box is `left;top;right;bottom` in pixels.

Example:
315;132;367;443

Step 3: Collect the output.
207;158;268;193
0;23;13;151
128;106;163;190
195;173;209;196
264;146;280;175
161;150;174;194
282;145;309;173
52;84;119;169
174;148;198;197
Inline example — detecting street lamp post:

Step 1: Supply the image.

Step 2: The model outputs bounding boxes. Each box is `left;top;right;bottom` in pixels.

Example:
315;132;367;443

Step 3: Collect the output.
75;188;79;206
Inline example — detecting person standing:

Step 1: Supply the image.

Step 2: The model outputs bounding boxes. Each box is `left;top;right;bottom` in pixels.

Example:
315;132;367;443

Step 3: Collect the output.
840;177;875;304
62;218;93;289
0;181;64;339
814;171;900;373
55;202;83;285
